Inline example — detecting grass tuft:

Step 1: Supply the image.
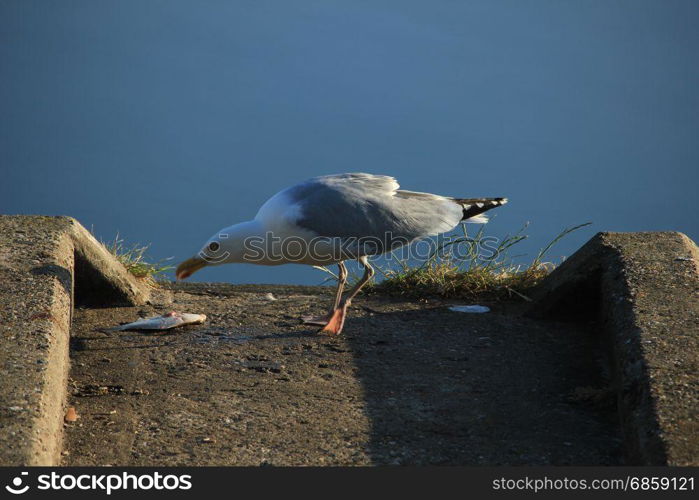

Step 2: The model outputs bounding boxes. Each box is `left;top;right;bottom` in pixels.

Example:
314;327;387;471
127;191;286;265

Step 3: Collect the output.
102;234;174;284
316;222;591;301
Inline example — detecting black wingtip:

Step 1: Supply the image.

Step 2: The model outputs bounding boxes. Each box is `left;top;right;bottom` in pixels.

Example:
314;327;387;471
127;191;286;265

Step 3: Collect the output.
455;197;509;221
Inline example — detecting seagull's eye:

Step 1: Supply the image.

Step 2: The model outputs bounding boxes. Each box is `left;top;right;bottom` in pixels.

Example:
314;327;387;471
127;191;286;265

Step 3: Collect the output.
208;242;220;252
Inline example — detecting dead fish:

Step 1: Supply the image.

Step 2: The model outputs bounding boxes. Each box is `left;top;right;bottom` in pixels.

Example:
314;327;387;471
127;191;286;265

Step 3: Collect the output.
107;311;207;331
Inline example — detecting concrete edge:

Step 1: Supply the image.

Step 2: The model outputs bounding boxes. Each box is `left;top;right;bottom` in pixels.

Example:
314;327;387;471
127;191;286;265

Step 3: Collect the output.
0;215;151;465
28;231;73;465
69;219;151;307
528;231;699;465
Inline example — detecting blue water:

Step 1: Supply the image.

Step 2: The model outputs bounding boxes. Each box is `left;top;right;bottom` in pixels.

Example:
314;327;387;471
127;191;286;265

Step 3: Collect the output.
3;1;697;285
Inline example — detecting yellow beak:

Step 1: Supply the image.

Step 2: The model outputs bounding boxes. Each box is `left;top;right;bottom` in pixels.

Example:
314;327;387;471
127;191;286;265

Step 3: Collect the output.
176;256;207;280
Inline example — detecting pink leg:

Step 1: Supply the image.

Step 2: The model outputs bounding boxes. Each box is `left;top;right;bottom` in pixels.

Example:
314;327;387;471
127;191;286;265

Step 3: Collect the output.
320;256;374;335
301;262;347;325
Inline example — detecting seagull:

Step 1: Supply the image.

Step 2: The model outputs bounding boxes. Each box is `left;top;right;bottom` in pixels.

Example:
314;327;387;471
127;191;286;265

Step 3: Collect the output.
176;173;507;335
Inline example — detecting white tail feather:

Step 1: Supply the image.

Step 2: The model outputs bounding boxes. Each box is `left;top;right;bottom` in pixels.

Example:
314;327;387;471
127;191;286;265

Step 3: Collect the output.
465;213;489;224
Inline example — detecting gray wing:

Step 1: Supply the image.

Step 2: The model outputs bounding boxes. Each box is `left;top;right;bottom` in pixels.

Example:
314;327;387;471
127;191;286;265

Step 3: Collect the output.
285;173;463;243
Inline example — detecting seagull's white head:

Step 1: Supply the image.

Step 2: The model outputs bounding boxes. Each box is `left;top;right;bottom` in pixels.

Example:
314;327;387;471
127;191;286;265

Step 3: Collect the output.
176;220;263;280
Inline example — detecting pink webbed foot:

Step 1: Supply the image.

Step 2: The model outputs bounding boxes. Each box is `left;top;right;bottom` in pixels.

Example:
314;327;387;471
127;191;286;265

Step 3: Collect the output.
319;306;348;336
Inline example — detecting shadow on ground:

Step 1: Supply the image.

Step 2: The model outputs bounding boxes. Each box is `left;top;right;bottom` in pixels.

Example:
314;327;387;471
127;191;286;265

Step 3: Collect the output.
344;306;621;465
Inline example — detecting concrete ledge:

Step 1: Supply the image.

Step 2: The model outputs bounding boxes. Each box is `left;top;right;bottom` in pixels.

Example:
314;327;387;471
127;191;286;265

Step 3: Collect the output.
529;232;699;465
0;215;150;465
70;220;150;307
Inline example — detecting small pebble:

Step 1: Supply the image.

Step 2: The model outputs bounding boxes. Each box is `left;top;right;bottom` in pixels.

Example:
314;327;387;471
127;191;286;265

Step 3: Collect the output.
64;407;79;423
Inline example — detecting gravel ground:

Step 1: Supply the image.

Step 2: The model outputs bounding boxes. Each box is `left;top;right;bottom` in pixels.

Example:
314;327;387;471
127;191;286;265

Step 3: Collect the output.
62;283;622;466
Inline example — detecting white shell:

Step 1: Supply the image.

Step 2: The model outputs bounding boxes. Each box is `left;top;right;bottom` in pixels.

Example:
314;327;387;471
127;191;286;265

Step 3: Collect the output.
448;305;490;314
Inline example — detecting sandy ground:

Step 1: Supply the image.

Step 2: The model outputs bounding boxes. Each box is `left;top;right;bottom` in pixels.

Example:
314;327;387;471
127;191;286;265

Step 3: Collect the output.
62;283;622;466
